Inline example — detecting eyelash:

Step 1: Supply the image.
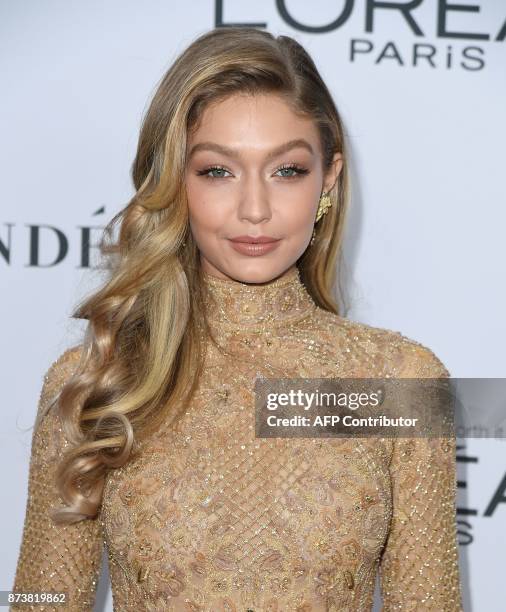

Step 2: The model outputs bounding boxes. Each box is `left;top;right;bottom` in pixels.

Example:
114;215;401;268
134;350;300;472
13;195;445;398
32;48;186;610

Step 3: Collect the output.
196;163;310;180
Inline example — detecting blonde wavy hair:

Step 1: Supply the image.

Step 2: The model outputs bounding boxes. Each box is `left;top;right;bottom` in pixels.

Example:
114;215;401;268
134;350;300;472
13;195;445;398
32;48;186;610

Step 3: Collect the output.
43;26;351;524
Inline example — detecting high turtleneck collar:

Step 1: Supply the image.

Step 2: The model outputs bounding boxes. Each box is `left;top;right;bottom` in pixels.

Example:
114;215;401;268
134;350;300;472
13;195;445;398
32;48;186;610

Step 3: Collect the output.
202;266;317;332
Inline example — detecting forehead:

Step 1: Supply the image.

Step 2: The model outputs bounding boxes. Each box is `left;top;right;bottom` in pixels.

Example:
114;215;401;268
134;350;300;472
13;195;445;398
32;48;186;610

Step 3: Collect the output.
188;92;320;151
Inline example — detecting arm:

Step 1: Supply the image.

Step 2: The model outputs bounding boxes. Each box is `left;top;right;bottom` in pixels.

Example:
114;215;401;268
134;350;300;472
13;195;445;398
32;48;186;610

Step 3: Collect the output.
11;347;104;612
379;344;463;611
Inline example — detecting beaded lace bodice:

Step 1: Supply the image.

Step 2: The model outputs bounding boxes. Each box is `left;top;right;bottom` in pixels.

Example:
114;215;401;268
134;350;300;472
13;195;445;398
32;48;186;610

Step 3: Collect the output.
12;266;463;611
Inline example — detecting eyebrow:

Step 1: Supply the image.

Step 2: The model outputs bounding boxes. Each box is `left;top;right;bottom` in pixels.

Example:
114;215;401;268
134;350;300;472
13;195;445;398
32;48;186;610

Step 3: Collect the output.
188;138;315;160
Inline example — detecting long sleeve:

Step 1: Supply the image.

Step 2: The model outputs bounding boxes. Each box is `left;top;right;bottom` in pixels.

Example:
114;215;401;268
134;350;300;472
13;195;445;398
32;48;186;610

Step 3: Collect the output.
11;347;104;612
378;344;463;611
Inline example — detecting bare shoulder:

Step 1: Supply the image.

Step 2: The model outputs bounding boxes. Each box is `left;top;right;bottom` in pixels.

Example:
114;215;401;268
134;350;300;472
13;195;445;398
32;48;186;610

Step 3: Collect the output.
315;308;450;378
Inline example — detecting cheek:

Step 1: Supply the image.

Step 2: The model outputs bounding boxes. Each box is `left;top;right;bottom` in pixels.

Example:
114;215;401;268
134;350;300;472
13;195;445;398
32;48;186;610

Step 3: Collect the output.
188;206;223;242
276;189;318;233
186;181;232;234
185;173;320;237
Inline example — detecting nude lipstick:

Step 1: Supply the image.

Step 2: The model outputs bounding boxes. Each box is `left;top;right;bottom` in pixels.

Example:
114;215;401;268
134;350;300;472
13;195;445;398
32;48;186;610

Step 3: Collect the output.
228;235;281;257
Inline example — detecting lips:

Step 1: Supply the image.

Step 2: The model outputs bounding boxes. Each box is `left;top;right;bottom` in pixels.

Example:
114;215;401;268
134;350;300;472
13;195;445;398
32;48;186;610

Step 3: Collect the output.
229;236;280;244
228;236;282;257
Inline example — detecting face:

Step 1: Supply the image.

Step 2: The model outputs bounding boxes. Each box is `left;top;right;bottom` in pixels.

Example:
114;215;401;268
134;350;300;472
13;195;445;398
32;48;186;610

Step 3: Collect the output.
185;92;343;283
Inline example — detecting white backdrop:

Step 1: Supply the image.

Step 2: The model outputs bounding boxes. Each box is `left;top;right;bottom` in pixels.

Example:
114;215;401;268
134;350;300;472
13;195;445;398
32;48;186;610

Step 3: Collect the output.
2;2;505;610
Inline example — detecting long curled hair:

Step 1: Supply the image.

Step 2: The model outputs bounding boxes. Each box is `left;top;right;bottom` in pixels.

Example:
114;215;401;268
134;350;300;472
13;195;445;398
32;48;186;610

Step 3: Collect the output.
43;26;351;524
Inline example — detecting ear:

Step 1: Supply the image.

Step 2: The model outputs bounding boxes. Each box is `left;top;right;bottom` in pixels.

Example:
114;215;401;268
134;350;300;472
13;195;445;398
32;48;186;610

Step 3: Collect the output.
322;153;343;194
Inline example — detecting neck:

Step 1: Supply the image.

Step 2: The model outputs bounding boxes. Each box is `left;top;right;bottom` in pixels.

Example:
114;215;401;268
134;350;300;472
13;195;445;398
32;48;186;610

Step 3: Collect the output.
202;266;316;332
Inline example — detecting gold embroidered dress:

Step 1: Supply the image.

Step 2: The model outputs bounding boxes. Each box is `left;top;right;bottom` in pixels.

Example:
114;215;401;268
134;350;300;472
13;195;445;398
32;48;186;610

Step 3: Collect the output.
12;266;463;611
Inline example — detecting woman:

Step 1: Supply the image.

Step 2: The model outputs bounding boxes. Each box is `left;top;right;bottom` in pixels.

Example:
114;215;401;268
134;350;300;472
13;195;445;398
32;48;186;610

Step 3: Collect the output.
12;26;463;611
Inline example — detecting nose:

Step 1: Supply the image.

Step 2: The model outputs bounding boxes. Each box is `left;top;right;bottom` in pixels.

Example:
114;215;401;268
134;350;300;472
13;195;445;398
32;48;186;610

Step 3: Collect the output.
237;175;272;224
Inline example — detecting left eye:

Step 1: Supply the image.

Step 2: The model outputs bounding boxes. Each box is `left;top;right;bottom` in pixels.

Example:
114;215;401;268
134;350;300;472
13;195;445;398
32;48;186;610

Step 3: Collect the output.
276;166;300;178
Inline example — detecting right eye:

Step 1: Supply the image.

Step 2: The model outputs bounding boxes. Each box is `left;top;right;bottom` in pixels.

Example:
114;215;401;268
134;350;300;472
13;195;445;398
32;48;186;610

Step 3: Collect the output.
196;165;232;180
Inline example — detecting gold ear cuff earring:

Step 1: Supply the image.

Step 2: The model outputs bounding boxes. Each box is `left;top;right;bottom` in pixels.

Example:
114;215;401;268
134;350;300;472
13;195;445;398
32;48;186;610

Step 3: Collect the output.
311;192;333;245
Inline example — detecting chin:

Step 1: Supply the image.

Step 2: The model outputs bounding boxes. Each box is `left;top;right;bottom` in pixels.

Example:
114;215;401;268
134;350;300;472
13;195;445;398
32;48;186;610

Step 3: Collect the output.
227;262;292;284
